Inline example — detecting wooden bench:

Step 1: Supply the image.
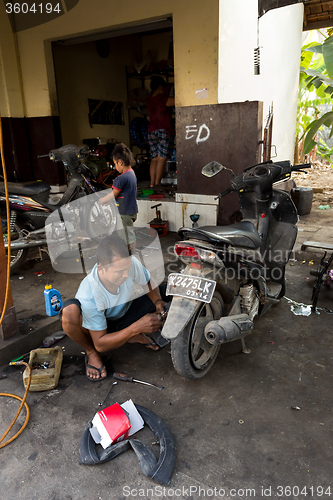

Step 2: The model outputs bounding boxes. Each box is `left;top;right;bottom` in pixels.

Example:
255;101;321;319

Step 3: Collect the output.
301;241;333;252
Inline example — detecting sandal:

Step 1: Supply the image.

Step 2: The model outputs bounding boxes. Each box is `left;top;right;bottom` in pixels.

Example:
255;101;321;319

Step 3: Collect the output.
127;333;160;351
85;354;107;382
143;341;160;351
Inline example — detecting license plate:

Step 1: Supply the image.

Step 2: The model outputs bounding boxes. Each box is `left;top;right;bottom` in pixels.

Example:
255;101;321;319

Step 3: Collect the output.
166;273;216;303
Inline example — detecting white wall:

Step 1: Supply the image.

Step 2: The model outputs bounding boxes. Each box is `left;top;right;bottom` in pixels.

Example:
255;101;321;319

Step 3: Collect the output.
136;195;218;231
218;0;304;162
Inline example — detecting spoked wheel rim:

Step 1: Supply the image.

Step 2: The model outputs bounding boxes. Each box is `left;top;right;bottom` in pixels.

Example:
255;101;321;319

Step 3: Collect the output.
1;218;26;268
189;294;223;371
88;203;117;239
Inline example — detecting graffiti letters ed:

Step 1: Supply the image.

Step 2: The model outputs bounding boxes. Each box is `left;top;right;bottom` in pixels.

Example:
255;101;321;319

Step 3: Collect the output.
185;124;210;145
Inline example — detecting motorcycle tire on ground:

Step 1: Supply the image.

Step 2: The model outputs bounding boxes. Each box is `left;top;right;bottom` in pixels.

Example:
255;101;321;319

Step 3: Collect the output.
85;202;117;241
1;212;28;273
171;291;224;380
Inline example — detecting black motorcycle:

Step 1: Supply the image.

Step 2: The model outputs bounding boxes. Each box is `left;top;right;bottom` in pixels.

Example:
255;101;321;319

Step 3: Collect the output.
0;144;116;272
161;159;311;379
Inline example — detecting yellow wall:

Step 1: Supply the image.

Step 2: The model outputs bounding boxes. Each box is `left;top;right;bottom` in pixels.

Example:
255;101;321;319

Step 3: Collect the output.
0;11;25;117
0;0;219;119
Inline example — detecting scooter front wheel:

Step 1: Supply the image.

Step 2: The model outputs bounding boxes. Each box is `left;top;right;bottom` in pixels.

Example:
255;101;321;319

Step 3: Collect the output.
171;292;224;379
85;202;117;241
1;213;28;273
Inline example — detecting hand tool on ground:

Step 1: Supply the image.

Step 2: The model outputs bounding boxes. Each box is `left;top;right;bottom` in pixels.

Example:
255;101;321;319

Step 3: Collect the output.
113;372;163;390
9;352;31;364
98;381;117;406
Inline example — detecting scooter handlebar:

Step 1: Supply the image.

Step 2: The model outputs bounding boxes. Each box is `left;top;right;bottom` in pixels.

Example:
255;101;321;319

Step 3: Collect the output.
216;187;234;199
291;163;312;172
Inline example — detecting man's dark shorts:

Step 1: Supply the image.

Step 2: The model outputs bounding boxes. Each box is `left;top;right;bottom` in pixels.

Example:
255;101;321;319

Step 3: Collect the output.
60;284;170;332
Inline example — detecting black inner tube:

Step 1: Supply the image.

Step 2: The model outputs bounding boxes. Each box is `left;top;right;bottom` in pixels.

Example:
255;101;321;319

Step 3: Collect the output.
78;403;176;486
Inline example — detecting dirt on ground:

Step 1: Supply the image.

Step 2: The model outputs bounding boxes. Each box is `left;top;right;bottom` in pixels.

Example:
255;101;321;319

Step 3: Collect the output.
293;159;333;225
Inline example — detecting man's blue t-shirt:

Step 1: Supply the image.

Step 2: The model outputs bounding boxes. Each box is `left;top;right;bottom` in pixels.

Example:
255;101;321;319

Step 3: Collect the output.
75;256;150;331
113;168;138;215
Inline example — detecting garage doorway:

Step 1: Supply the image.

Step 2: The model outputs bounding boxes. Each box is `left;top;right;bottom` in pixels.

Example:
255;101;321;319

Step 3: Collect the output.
52;18;174;184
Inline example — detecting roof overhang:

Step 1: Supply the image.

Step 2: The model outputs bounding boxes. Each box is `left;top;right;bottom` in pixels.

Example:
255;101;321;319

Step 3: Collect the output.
259;0;333;30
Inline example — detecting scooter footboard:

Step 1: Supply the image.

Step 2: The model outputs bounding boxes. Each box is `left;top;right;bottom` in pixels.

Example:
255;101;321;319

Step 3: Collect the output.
161;296;202;340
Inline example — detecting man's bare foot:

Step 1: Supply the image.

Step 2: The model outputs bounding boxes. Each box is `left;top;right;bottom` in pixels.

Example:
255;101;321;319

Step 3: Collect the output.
85;351;107;380
127;333;160;351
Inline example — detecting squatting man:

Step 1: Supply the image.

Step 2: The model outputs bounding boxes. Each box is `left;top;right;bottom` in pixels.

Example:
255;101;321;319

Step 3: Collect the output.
61;235;170;381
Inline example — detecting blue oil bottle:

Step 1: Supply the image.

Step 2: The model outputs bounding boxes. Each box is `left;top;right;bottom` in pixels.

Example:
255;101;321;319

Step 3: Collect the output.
44;284;63;316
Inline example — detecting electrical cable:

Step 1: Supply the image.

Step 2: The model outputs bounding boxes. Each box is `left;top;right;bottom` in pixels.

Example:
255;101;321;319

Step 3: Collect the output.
0;361;31;449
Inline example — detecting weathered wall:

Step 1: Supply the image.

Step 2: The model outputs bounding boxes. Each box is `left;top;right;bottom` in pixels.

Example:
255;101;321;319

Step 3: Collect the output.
0;0;219;183
5;0;219;117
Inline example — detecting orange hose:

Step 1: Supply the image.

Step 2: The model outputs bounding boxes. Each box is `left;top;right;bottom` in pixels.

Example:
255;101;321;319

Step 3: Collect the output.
0;361;31;448
0;113;11;326
0;119;30;448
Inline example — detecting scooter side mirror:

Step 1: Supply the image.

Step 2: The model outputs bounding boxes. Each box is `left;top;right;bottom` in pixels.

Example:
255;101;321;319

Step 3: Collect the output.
201;161;225;178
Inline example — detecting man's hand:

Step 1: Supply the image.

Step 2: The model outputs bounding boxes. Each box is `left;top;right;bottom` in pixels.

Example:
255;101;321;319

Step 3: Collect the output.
155;300;167;317
137;313;162;334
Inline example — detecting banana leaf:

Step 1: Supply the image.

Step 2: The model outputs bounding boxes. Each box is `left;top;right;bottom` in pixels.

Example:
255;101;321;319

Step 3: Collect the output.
303;111;333;154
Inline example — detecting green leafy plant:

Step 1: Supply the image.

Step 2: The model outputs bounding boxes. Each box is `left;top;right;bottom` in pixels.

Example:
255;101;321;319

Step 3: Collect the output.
296;31;333;162
316;138;333;161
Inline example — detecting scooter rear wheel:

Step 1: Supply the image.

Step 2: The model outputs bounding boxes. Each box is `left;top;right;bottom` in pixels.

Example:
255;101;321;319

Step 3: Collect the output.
1;213;28;273
171;291;224;379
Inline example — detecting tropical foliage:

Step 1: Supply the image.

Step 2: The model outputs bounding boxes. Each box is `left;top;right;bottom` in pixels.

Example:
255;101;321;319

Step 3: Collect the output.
296;30;333;162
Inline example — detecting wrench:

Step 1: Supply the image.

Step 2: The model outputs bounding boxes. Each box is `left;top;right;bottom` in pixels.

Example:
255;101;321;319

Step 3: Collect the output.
98;381;117;406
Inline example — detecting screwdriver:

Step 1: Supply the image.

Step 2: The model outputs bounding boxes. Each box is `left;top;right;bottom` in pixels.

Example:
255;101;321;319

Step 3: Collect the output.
113;372;163;390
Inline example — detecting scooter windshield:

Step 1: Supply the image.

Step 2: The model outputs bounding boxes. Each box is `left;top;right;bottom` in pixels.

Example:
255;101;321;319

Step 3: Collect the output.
44;189;165;305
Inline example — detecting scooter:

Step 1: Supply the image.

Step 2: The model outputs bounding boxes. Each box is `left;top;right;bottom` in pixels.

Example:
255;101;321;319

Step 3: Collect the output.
0;144;116;272
161;159;311;379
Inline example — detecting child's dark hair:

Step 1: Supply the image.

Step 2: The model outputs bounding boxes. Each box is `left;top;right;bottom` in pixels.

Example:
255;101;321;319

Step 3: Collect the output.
150;75;167;92
112;143;135;167
96;234;130;266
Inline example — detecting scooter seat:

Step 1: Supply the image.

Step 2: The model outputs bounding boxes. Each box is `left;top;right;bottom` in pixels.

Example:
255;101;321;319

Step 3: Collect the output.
0;181;50;197
178;221;261;249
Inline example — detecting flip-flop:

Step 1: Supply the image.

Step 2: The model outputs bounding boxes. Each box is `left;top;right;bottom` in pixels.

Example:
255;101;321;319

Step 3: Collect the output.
127;334;160;351
143;341;160;351
85;355;107;382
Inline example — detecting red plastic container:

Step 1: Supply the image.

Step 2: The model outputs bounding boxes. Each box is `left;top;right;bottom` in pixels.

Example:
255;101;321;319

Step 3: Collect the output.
149;194;164;200
150;221;168;236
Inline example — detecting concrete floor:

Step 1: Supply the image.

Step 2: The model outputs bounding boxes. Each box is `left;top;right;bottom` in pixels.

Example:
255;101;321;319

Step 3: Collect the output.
0;226;333;500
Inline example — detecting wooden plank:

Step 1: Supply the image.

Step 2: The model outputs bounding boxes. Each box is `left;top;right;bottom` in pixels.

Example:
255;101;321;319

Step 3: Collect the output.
176;102;263;224
301;240;333;251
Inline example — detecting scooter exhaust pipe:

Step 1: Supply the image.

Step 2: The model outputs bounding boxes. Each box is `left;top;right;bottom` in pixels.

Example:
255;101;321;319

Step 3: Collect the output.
204;314;253;345
4;239;46;250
